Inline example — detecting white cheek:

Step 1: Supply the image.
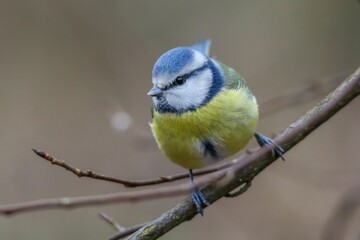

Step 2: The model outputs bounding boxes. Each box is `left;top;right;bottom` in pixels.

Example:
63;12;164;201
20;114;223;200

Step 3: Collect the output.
165;69;212;111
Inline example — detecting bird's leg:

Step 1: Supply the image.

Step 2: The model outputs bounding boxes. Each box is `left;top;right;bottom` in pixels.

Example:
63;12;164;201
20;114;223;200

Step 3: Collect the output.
189;169;210;216
254;132;285;160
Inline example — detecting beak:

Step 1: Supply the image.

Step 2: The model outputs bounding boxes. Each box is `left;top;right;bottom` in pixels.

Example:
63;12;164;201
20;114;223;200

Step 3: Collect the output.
147;85;163;97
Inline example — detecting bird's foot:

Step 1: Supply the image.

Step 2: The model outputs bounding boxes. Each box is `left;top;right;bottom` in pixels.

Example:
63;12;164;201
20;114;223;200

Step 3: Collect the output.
255;132;285;160
191;188;210;216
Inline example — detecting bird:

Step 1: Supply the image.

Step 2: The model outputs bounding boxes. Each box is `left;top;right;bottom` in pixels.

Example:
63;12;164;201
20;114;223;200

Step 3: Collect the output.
148;40;284;215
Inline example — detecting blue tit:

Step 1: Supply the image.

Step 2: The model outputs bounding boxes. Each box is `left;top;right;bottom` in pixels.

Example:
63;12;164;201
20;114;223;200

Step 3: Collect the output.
148;40;284;215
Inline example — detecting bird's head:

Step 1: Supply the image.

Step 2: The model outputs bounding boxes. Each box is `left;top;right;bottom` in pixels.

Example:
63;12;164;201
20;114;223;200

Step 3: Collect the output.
148;40;223;114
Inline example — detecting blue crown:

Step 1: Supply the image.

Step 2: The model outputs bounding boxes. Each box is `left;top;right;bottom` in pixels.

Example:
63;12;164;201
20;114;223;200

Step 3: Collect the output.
152;47;195;77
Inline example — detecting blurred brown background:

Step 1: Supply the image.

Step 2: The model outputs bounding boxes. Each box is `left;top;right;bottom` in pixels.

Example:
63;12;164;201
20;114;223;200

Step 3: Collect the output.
0;1;359;239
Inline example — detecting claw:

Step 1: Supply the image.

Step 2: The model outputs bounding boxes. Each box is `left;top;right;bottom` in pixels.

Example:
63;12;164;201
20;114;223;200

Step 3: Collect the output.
255;132;285;160
189;169;210;216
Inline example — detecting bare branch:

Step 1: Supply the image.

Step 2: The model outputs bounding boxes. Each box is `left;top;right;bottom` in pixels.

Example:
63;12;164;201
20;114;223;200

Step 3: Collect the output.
107;223;146;240
32;148;234;187
99;212;124;232
0;170;226;215
99;212;149;239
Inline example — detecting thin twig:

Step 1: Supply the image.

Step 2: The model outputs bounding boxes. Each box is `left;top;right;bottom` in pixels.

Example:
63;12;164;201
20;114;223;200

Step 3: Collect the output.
0;169;226;215
99;212;124;231
224;181;252;198
107;223;147;240
32;148;234;187
99;212;148;239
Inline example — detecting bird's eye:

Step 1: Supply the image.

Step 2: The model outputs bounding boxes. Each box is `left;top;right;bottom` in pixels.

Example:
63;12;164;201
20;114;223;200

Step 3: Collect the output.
175;76;186;85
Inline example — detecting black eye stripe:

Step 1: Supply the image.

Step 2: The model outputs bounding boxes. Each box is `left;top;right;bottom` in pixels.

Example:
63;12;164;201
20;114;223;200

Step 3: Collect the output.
182;63;208;80
163;62;209;90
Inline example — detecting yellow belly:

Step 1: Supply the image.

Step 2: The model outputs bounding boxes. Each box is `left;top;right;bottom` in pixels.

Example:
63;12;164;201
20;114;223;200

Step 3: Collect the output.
151;89;259;169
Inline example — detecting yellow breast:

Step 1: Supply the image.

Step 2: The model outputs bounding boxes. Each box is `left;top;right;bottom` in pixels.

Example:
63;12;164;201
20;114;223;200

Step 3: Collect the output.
150;88;259;169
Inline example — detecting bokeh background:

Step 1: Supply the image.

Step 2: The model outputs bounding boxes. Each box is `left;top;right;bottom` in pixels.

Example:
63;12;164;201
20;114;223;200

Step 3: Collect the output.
0;1;359;239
